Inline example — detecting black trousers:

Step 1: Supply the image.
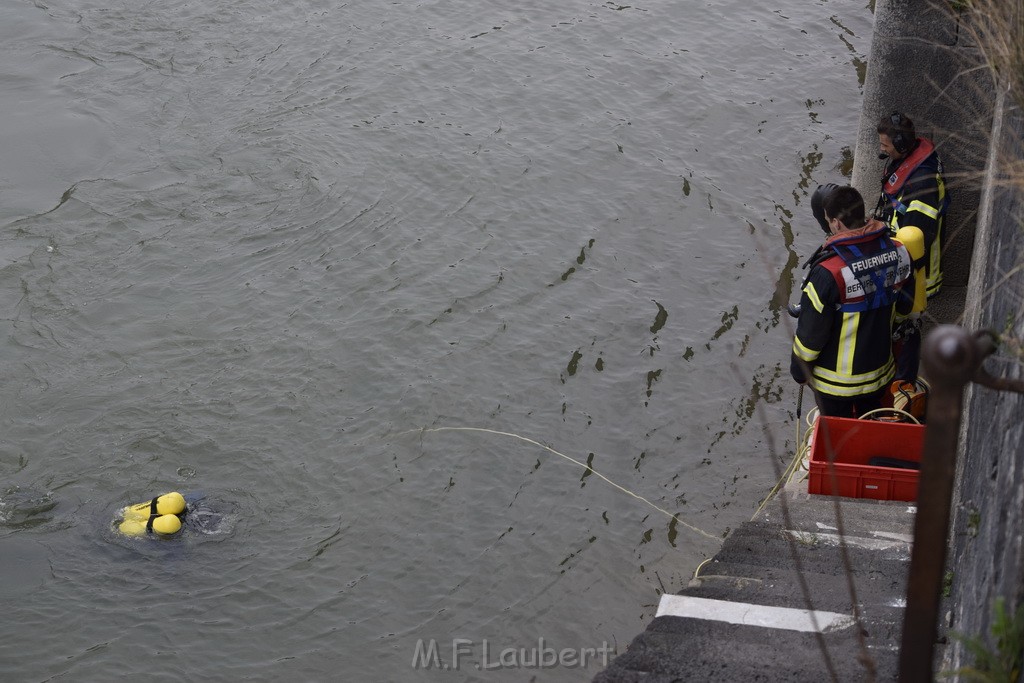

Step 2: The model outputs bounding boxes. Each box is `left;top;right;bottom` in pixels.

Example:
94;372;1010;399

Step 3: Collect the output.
894;323;922;382
815;388;886;419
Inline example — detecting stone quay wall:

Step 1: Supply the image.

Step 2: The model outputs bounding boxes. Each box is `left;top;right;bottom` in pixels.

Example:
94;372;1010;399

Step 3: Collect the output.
855;0;1024;672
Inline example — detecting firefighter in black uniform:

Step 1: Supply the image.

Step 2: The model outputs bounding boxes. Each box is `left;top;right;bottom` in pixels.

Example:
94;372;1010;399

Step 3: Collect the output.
875;111;949;381
791;186;916;418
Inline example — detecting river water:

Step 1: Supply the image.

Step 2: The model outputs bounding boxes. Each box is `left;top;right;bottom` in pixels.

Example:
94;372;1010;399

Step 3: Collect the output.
0;1;872;680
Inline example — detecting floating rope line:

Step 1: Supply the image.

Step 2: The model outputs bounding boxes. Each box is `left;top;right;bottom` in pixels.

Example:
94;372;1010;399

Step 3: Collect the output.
395;426;719;542
750;405;818;521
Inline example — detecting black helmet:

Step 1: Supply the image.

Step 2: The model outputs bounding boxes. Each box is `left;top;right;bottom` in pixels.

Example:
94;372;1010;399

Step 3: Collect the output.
811;183;841;235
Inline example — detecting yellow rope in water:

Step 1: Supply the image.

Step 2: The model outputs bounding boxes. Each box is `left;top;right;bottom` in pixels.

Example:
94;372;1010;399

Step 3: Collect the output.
692;557;714;580
395;426;720;542
749;407;817;521
696;405;820;579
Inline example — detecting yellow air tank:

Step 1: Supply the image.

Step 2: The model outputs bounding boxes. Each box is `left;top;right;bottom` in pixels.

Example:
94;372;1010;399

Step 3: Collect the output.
153;492;186;515
118;514;182;537
149;514;182;535
116;492;187;537
118;518;149;536
895;226;926;313
121;492;187;521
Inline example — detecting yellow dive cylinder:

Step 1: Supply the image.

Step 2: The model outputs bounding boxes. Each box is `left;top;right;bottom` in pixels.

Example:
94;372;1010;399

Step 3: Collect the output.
117;492;187;537
895;226;926;313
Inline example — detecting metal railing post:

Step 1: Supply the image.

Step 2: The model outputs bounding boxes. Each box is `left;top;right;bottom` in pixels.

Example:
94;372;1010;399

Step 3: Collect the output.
898;325;995;681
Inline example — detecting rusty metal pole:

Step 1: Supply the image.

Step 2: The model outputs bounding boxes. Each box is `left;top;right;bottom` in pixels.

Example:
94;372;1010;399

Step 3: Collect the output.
898;326;987;681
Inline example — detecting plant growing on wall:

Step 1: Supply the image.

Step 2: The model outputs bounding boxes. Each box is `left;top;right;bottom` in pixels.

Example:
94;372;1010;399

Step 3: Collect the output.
957;0;1024;354
958;0;1024;110
942;597;1024;682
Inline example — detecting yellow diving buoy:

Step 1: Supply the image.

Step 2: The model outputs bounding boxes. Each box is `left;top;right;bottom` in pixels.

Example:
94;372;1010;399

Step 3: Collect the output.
116;492;187;537
895;225;927;313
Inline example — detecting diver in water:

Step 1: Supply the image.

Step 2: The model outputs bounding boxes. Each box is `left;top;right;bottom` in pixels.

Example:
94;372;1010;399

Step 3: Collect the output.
114;491;226;538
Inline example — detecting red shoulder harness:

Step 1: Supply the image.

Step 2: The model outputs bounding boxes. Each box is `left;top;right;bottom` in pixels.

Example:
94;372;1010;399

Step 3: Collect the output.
883;137;935;196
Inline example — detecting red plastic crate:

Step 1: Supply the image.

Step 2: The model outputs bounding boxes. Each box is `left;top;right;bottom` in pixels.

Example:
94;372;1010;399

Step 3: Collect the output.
807;415;924;501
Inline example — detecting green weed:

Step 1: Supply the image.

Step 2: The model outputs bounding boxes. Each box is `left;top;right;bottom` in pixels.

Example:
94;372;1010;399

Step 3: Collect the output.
942;598;1024;682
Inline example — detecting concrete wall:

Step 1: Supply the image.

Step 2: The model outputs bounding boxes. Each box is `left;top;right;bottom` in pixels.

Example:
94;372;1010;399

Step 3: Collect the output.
856;0;1024;675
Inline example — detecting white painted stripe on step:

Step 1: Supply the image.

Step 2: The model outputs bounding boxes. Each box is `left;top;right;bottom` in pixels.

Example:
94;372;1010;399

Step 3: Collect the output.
785;529;912;551
656;594;856;633
869;530;914;544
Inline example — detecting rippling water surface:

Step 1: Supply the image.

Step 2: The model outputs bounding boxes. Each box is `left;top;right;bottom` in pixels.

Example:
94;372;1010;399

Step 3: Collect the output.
1;1;871;680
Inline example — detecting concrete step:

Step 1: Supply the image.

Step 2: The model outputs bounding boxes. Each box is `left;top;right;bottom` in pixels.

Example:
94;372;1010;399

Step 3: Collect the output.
759;489;917;539
594;612;899;682
686;567;907;625
714;521;912;574
595;485;919;682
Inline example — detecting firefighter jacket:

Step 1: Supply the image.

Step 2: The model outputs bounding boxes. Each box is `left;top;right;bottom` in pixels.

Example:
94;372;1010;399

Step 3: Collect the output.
878;137;948;298
791;220;915;398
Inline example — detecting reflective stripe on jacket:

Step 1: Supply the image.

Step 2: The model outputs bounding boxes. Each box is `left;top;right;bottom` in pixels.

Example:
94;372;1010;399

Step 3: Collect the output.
880;137;948;297
791;221;915;398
